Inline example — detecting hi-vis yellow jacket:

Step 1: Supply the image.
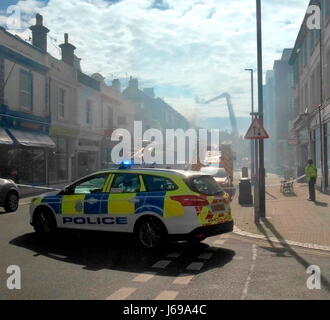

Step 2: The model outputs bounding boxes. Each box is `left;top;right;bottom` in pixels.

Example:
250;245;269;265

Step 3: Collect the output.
305;165;317;182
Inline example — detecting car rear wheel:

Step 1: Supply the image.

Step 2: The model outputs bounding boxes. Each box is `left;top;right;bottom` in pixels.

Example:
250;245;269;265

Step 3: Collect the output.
135;217;167;249
33;210;57;234
4;191;19;213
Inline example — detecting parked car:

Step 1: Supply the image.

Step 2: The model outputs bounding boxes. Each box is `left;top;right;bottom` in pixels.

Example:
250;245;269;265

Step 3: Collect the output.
0;178;19;213
200;166;234;198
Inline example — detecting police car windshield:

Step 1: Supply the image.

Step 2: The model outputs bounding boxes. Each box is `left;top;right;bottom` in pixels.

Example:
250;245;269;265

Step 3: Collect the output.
188;175;223;196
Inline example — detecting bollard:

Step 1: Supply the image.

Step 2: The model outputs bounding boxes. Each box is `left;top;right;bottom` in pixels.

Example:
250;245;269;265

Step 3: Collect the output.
238;178;253;206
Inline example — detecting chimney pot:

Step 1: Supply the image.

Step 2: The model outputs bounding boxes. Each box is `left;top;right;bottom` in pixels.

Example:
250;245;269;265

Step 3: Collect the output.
36;13;43;25
64;33;68;44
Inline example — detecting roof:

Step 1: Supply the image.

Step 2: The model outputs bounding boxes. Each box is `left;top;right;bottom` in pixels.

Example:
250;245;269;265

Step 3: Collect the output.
94;168;206;178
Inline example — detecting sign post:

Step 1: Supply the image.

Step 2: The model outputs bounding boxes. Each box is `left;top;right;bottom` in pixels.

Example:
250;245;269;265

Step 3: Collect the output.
245;115;269;223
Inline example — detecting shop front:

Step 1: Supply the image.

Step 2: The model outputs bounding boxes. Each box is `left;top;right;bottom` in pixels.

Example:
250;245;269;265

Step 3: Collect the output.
1;128;55;184
76;136;101;179
48;126;79;184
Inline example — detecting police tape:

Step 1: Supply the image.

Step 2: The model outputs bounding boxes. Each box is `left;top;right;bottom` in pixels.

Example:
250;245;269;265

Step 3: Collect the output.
223;174;307;190
16;174;307;193
17;184;62;191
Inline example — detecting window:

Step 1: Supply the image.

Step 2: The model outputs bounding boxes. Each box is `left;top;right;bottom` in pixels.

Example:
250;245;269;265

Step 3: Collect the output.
69;174;108;194
58;88;65;119
143;175;177;191
200;167;227;178
111;173;141;193
118;115;126;126
19;70;33;110
108;106;113;128
188;176;223;196
49;137;68;182
86;100;92;124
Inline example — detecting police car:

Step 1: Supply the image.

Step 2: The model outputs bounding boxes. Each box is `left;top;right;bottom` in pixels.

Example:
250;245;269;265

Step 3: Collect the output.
30;167;234;249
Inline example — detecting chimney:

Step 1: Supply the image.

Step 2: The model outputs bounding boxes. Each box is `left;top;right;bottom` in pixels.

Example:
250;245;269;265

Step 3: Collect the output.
128;76;138;89
29;13;49;52
112;79;121;92
59;33;76;66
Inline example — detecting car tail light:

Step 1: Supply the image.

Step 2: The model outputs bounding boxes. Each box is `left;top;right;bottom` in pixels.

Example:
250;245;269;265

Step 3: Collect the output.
170;195;209;207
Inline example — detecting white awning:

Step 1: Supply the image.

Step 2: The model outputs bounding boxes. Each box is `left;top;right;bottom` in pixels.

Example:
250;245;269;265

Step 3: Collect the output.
0;127;14;145
9;129;56;148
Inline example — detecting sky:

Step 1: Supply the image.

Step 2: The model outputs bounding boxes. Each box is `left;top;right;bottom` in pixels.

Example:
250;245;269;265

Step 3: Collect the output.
0;0;310;128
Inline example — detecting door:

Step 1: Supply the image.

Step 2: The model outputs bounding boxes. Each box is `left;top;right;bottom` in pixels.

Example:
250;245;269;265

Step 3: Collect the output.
107;173;146;232
60;173;110;229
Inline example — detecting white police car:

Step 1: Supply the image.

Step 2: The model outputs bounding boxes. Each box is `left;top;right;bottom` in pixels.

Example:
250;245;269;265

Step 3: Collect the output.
30;167;233;249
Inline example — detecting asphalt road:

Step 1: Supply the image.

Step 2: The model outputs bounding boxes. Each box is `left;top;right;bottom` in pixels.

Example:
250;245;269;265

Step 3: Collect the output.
1;201;330;300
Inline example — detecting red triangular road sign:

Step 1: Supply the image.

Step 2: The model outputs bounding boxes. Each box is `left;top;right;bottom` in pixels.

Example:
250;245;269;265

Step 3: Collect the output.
244;118;269;140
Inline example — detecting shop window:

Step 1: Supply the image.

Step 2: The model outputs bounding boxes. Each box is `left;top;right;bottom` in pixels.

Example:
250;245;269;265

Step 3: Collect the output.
48;137;68;182
6;148;45;184
19;70;33;111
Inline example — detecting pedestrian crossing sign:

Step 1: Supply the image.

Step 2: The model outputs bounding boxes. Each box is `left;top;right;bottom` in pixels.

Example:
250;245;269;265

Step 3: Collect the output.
244;118;269;140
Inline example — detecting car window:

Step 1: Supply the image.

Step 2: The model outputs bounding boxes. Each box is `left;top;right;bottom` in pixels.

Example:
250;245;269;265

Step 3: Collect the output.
188;175;223;196
200;167;227;178
111;173;141;193
143;175;178;192
70;174;108;194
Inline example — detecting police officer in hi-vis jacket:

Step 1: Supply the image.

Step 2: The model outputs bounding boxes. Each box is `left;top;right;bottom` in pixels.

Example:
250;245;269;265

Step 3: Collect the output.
305;160;317;202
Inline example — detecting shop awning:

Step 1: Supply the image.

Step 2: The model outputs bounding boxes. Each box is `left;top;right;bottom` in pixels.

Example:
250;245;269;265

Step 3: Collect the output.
8;129;56;148
0;127;14;145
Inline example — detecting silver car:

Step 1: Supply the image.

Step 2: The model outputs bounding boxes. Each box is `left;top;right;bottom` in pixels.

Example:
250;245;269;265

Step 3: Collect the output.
0;178;19;213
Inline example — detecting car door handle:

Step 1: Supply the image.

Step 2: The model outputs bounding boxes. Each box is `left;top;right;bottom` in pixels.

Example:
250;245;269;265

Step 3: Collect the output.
129;198;140;203
86;198;98;204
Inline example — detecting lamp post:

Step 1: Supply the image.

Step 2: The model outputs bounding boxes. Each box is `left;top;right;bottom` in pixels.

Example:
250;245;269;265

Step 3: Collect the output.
256;0;266;218
245;68;255;180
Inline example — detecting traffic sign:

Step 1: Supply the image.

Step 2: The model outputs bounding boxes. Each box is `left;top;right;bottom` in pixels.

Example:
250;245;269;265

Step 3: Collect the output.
244;118;269;140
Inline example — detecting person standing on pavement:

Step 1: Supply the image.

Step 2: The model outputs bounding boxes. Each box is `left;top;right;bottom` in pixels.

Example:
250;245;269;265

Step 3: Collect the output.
305;159;317;202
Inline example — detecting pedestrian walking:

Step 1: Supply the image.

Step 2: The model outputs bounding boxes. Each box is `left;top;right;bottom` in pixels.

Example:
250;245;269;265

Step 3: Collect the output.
305;160;317;202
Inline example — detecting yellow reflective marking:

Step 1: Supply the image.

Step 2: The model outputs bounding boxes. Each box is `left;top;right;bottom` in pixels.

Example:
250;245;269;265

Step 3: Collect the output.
139;175;146;192
163;196;184;218
105;174;115;193
32;197;42;205
103;174;112;193
61;195;85;215
108;193;136;215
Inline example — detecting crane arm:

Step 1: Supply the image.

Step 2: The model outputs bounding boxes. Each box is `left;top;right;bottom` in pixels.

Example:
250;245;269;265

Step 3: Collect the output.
203;93;239;137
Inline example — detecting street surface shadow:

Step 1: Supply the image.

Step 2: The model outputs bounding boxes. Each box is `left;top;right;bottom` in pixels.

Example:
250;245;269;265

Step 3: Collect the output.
256;219;330;293
9;230;235;275
314;201;328;207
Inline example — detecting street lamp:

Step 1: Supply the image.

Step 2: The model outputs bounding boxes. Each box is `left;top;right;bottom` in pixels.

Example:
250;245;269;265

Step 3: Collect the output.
256;0;266;218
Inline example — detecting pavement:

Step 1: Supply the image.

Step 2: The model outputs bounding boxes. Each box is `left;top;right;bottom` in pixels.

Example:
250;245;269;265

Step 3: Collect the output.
232;173;330;249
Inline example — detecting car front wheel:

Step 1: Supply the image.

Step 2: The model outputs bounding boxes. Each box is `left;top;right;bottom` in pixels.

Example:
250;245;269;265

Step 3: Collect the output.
4;191;19;213
33;210;57;234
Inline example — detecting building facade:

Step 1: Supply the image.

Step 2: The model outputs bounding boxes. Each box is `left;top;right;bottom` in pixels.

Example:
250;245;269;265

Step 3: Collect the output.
289;0;330;191
0;17;55;185
0;14;137;185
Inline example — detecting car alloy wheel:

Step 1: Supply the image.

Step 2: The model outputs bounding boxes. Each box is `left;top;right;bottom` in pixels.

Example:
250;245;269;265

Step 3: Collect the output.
138;218;166;249
34;211;56;233
5;192;19;212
